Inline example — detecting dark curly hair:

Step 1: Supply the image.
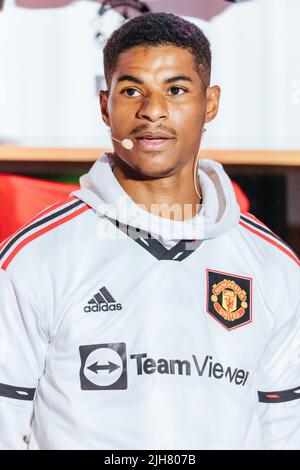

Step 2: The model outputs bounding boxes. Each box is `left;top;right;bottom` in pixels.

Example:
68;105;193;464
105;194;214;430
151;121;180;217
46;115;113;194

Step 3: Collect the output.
103;12;211;90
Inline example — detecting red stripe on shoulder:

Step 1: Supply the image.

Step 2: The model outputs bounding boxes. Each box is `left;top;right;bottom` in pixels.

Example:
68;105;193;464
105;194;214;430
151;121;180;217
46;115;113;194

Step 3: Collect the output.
1;204;90;271
0;196;77;253
239;220;300;267
241;211;272;231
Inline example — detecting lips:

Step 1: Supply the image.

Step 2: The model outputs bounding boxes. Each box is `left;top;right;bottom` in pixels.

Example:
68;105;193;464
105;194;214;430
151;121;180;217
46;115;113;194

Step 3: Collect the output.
134;136;175;151
135;131;174;140
134;131;175;150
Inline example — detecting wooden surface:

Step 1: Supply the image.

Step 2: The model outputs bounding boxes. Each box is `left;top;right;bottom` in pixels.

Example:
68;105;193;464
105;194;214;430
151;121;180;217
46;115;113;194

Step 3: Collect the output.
0;145;300;166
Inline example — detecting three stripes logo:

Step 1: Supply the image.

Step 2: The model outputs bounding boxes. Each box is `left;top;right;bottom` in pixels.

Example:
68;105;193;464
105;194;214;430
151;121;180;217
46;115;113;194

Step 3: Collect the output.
84;287;122;312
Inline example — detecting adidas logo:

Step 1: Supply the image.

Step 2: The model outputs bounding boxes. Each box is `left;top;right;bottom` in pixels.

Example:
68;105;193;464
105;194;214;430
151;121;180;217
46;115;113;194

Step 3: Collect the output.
84;287;122;313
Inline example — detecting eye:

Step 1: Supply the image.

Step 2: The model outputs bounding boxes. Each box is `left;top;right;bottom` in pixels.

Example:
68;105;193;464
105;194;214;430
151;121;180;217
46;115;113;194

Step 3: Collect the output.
121;88;141;97
168;87;186;96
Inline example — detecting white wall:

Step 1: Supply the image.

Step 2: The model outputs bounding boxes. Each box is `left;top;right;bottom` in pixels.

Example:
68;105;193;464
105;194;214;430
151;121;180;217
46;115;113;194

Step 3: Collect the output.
0;0;299;149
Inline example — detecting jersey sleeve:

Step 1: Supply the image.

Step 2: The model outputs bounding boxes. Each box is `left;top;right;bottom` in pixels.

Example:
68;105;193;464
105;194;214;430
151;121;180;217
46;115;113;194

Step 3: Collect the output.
255;287;300;449
0;268;48;449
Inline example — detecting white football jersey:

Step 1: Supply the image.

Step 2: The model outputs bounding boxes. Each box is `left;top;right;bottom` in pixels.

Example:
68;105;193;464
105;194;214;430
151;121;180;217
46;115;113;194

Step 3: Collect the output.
0;154;299;450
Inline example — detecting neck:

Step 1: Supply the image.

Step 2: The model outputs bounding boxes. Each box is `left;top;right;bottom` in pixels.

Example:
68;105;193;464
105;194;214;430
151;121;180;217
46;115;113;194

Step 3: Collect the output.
113;158;201;221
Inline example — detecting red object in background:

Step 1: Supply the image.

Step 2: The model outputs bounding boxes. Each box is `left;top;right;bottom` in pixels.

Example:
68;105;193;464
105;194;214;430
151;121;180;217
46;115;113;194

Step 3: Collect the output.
0;173;250;243
0;174;79;242
232;179;250;214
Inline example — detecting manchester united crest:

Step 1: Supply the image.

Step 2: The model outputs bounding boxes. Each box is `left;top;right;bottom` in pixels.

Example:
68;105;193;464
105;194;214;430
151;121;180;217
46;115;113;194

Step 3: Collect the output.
206;269;252;330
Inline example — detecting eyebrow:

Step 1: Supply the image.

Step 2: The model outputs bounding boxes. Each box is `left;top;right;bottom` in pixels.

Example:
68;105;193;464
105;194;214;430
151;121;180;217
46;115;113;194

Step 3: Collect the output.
117;74;193;85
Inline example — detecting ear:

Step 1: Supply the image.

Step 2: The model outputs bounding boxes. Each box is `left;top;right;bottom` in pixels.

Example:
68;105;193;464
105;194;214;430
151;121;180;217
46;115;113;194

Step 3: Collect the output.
99;89;111;127
204;85;221;123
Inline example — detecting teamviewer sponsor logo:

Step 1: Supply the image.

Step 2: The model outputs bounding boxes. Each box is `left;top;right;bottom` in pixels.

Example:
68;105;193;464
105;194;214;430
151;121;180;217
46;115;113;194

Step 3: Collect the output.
79;344;250;391
84;286;122;312
130;353;249;386
79;343;127;390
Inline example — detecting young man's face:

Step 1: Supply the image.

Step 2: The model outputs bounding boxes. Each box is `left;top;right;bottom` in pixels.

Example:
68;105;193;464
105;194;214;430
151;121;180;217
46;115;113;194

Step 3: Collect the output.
100;45;220;178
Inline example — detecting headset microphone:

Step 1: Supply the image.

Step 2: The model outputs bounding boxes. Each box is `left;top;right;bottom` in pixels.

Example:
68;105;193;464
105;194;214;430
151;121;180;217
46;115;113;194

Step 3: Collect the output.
108;130;134;150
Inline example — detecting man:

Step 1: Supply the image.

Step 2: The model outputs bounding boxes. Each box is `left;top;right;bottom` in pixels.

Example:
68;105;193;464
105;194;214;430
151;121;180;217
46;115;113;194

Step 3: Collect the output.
0;13;299;450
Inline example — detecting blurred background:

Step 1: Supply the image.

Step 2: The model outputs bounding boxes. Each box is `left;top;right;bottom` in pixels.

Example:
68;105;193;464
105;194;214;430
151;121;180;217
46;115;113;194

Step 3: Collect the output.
0;0;299;254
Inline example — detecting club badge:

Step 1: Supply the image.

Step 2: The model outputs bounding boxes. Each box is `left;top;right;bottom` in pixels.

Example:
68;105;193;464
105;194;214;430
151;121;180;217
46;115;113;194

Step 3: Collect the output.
206;269;252;331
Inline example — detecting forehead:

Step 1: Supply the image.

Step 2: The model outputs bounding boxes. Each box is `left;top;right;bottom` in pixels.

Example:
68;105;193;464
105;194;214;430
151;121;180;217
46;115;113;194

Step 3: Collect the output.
112;45;199;83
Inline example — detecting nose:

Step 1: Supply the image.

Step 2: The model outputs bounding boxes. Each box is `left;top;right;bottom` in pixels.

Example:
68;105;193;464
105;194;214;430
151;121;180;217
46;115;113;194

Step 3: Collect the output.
136;93;169;123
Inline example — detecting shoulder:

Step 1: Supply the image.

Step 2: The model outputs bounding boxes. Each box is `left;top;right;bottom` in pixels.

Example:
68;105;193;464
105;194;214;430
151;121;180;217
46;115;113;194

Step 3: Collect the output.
237;211;300;270
0;196;92;272
236;212;300;323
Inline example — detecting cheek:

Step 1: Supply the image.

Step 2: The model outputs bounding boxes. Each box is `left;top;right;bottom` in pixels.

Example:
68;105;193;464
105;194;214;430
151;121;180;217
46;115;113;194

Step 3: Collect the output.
170;99;205;128
108;95;127;121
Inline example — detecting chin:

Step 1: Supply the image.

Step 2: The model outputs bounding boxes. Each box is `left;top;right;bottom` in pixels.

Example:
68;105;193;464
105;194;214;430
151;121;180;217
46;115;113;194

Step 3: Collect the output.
132;153;176;177
136;165;177;179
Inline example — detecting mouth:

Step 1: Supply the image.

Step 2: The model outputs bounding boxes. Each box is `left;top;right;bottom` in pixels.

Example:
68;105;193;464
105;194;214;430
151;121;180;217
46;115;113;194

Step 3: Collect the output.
134;133;176;151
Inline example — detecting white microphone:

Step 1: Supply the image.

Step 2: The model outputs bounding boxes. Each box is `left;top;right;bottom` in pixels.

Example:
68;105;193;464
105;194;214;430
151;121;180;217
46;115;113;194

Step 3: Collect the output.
108;130;134;150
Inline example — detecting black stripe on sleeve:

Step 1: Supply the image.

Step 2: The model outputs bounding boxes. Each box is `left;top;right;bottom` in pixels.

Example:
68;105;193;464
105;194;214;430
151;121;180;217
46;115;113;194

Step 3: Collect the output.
258;385;300;403
240;215;299;258
240;215;282;240
0;382;36;401
0;199;83;262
